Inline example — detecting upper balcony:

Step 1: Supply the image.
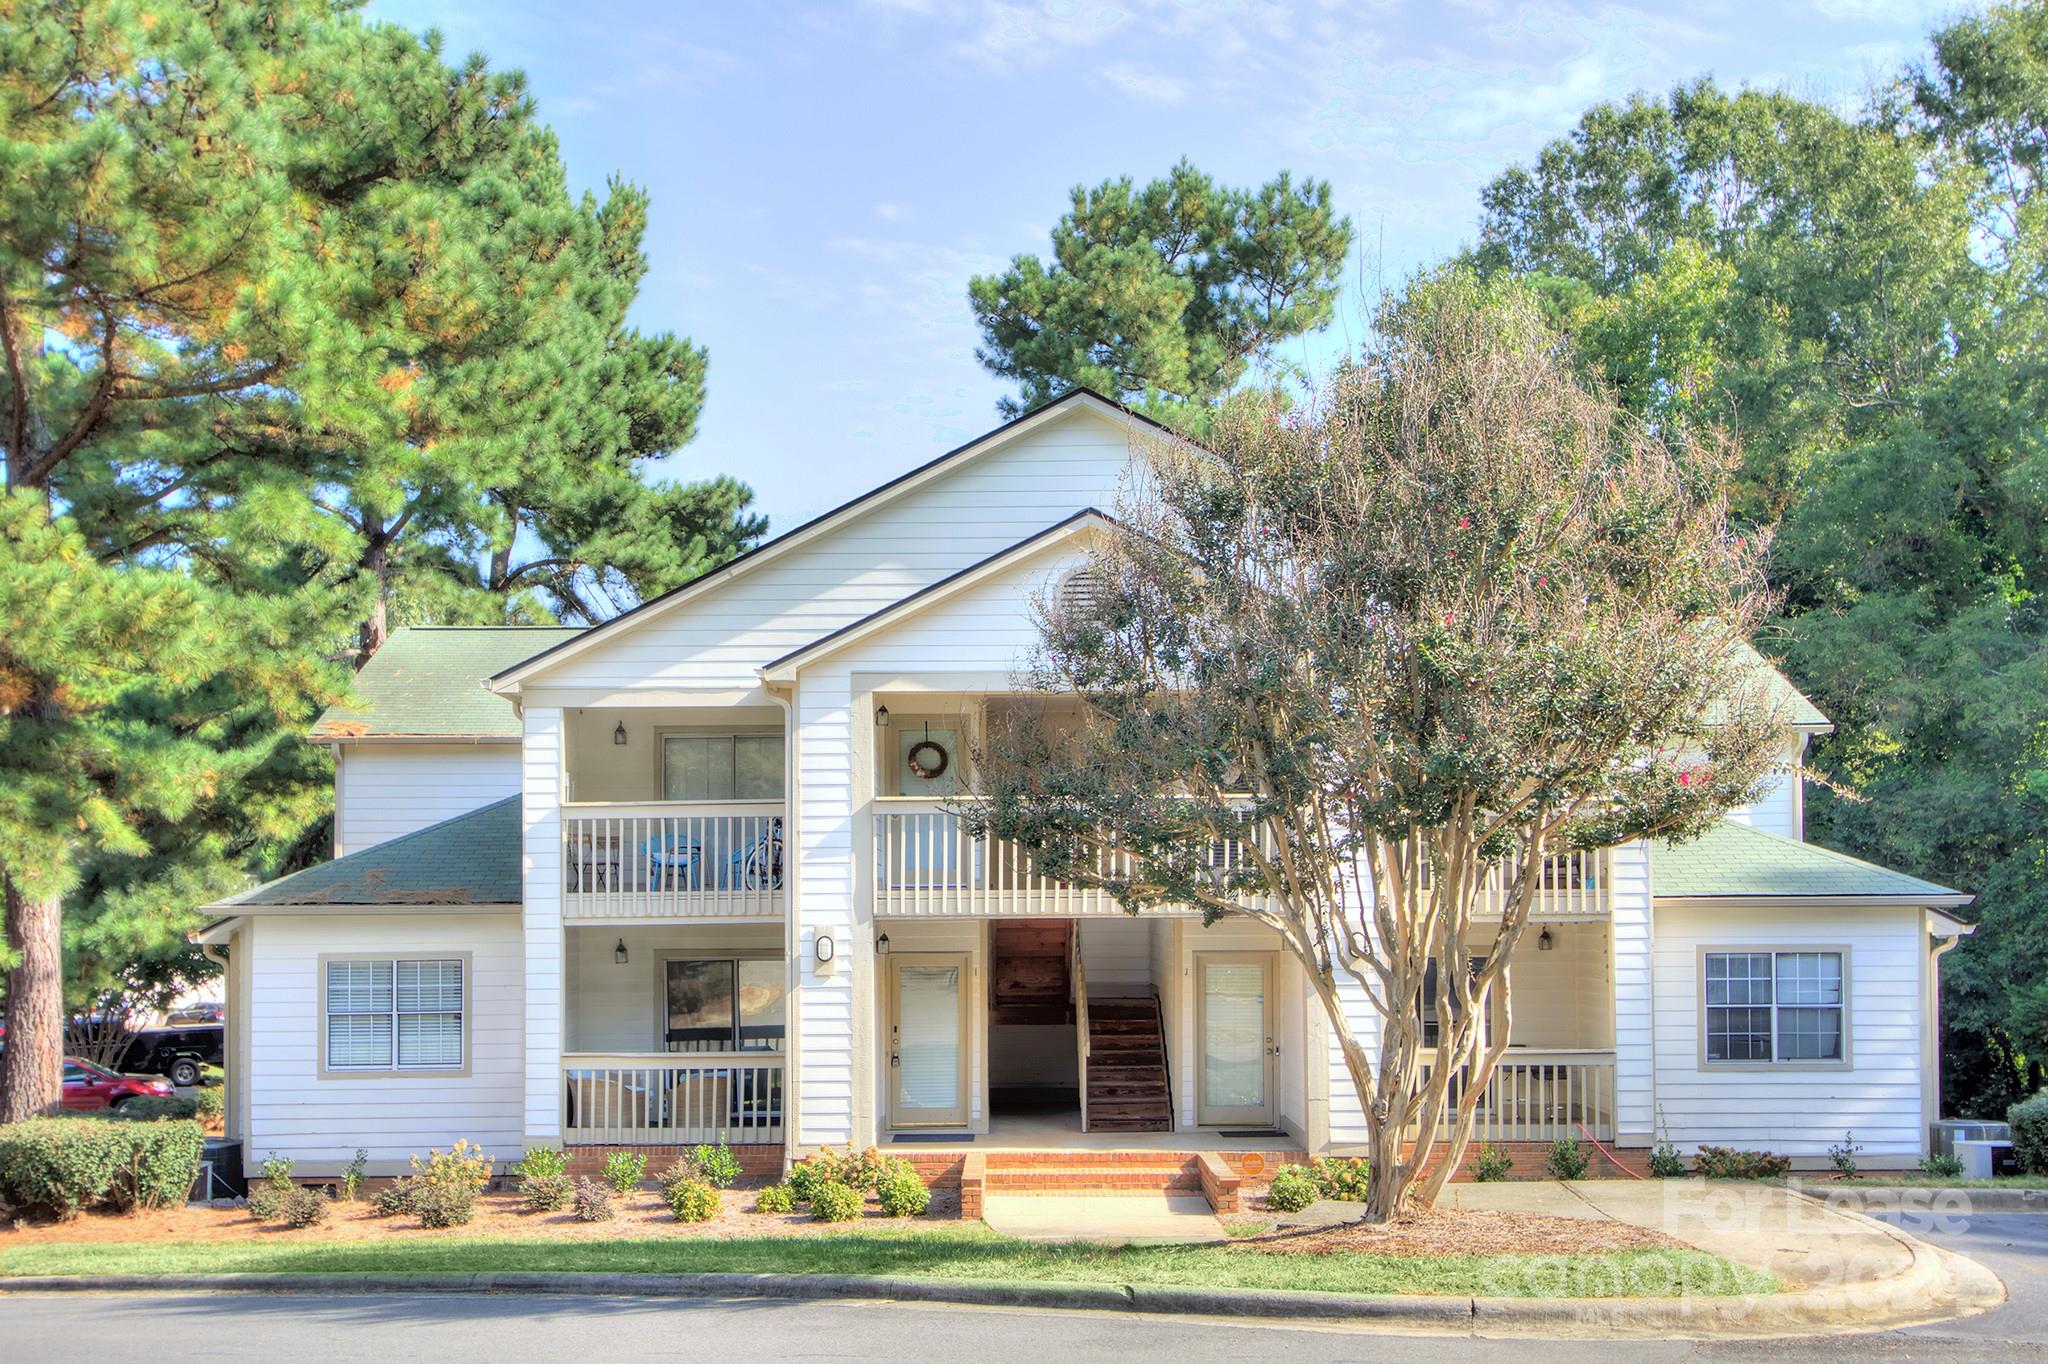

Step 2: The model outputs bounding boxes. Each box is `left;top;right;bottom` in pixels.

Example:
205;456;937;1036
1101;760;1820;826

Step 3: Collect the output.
560;705;786;922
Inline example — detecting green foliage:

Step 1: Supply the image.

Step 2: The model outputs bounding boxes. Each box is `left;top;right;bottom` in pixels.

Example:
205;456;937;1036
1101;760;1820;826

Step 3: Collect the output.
1472;1143;1515;1183
1546;1138;1590;1181
601;1150;648;1193
373;1176;422;1218
969;160;1352;426
572;1176;614;1223
95;1095;201;1122
658;1157;702;1204
1649;1143;1688;1179
875;1168;931;1218
806;1180;863;1223
342;1149;368;1204
1920;1152;1966;1178
413;1180;479;1229
1693;1146;1793;1180
0;1117;203;1218
1264;1164;1321;1212
410;1140;493;1195
2009;1091;2048;1174
1309;1158;1372;1202
665;1178;720;1223
786;1146;857;1203
517;1145;570;1206
689;1143;739;1190
755;1183;795;1214
1828;1132;1863;1180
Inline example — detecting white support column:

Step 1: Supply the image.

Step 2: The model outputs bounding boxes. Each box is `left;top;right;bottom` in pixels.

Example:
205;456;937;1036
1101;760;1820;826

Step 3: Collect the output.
794;670;857;1149
1609;838;1655;1145
522;705;565;1144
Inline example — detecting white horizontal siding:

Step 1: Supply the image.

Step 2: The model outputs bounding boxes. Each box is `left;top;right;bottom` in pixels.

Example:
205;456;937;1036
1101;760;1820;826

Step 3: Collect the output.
1652;903;1924;1157
796;669;857;1146
565;923;784;1053
335;744;521;855
528;410;1140;692
1079;917;1154;995
246;913;523;1173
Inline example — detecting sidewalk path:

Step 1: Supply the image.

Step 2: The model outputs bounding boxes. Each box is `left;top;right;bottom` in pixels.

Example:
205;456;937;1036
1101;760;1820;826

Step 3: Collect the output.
982;1192;1226;1244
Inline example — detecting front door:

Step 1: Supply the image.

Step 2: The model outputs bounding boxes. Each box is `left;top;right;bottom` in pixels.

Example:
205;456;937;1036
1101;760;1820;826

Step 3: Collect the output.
887;953;970;1128
1196;952;1275;1126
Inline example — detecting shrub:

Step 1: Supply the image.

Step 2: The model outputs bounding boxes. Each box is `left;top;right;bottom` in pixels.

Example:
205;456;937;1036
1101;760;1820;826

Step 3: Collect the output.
658;1157;702;1204
373;1175;422;1217
0;1117;204;1220
278;1186;329;1229
341;1149;368;1203
666;1177;720;1223
1649;1141;1687;1179
414;1179;479;1228
755;1183;795;1214
785;1148;846;1204
195;1086;226;1126
1264;1164;1320;1212
2009;1091;2048;1174
518;1147;572;1211
1920;1152;1965;1178
99;1094;202;1122
691;1142;743;1189
875;1168;930;1217
1693;1146;1792;1180
808;1179;862;1222
246;1184;285;1221
573;1177;615;1222
1471;1142;1514;1183
1546;1137;1589;1181
602;1150;649;1194
410;1139;493;1195
1828;1131;1862;1180
1309;1156;1370;1201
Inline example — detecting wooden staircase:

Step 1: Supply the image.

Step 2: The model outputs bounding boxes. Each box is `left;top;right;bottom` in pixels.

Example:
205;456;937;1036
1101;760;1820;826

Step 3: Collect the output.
1084;996;1172;1132
988;919;1074;1025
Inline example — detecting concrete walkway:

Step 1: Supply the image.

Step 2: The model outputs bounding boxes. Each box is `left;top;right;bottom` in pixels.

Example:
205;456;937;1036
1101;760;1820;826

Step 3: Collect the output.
982;1192;1226;1244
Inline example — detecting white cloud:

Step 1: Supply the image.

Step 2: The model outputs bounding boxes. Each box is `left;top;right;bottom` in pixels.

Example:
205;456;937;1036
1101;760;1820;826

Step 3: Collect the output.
874;202;913;223
1097;61;1192;104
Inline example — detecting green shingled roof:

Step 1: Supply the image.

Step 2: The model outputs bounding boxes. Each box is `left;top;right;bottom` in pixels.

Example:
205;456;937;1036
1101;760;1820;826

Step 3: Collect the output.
312;626;583;740
217;798;521;908
1731;640;1829;728
1654;819;1965;903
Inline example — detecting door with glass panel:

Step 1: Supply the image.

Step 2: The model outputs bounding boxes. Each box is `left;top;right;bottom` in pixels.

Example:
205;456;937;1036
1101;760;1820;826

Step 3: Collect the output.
1196;953;1275;1126
886;953;969;1128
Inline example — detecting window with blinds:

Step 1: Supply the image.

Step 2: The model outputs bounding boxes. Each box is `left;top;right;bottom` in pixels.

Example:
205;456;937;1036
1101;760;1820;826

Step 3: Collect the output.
325;958;464;1071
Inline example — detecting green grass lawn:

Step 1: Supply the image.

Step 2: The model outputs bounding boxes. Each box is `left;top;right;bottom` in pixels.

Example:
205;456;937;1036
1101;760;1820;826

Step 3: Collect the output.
0;1226;1778;1299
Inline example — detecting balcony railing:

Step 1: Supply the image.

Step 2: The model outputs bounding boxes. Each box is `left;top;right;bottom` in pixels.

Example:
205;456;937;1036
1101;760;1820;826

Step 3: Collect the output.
1410;1048;1615;1142
562;1053;784;1145
563;803;785;920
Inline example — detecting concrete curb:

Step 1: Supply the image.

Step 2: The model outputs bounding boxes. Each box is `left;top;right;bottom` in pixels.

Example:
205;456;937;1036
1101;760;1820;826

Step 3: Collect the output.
1792;1184;2048;1214
0;1232;1982;1338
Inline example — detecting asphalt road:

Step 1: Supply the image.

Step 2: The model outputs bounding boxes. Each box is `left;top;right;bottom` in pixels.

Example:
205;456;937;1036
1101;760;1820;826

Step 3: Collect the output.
0;1215;2042;1362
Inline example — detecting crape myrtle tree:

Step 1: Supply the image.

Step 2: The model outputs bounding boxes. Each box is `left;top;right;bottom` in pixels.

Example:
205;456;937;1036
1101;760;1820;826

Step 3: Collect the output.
969;275;1787;1221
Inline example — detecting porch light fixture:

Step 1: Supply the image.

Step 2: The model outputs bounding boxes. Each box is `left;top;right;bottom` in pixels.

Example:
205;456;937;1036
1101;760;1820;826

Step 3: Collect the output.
876;932;891;956
875;705;890;727
1537;927;1554;952
613;720;628;746
815;933;835;965
615;938;629;965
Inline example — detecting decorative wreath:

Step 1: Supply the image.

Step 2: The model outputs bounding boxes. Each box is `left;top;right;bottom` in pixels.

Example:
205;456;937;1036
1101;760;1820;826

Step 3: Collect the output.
906;738;950;780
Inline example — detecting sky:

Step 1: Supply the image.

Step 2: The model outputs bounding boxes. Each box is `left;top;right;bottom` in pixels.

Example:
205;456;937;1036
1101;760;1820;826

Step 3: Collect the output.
363;0;1963;532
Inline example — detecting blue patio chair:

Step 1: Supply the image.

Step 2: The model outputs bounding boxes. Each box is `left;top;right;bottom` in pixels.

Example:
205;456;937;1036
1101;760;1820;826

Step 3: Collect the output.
645;834;703;891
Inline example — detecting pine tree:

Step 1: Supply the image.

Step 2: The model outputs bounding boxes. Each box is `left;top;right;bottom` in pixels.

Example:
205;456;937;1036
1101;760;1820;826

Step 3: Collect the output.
968;160;1353;427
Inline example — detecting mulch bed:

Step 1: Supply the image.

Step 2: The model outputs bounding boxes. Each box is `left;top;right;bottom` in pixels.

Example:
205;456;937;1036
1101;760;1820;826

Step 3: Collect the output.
1242;1204;1684;1258
0;1186;962;1246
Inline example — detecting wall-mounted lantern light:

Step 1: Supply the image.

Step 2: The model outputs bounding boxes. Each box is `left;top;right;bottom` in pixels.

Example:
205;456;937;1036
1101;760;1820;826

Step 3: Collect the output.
1537;927;1554;952
876;932;891;956
613;720;628;746
875;705;890;727
615;937;629;965
815;933;835;966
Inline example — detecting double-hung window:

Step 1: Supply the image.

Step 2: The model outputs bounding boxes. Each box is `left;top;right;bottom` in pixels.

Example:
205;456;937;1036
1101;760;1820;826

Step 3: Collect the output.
1703;949;1846;1065
324;957;465;1072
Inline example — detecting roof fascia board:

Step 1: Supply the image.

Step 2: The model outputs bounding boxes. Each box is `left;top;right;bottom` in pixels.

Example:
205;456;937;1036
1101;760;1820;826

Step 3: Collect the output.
1655;893;1975;910
310;734;522;747
762;511;1109;682
489;394;1162;693
198;900;522;917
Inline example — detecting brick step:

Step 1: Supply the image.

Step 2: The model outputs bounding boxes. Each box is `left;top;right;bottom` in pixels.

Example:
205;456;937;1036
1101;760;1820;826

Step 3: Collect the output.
986;1168;1196;1192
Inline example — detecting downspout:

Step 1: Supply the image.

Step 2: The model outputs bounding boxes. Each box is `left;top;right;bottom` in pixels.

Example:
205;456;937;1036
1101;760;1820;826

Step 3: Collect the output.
1927;924;1966;1138
764;675;801;1165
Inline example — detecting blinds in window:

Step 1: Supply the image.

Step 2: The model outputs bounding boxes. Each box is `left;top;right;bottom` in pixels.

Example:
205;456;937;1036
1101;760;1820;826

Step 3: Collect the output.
326;958;461;1070
397;959;463;1067
326;960;395;1069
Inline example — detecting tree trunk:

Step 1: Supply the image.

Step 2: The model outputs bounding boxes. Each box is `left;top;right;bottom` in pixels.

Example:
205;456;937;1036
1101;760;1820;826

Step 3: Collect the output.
0;875;64;1122
357;532;390;664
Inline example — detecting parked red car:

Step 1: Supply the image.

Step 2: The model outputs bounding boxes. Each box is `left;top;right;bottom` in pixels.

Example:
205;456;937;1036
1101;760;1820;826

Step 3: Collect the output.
61;1057;174;1111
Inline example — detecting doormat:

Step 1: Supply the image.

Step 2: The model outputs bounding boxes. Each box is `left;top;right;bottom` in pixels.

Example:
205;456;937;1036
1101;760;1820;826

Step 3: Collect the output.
891;1133;974;1143
1218;1129;1286;1138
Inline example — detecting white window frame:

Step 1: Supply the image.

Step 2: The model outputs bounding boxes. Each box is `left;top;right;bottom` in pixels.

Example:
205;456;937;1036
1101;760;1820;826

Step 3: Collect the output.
318;953;471;1078
1697;945;1851;1072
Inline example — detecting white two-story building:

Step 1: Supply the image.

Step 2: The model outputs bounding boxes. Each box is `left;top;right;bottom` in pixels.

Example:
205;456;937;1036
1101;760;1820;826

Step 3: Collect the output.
199;391;1974;1185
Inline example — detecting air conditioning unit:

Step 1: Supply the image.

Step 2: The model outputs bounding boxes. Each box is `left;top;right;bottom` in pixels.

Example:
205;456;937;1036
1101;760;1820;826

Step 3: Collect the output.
1930;1119;2010;1159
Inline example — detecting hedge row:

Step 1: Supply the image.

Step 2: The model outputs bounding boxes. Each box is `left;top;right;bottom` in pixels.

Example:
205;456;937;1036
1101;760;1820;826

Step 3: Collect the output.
94;1089;223;1124
0;1117;205;1219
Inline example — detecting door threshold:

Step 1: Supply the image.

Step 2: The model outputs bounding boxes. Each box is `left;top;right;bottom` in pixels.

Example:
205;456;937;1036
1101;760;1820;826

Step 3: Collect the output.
890;1132;975;1143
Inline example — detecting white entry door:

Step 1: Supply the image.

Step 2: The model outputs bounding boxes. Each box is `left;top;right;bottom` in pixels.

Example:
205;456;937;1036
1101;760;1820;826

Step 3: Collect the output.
888;953;969;1128
1196;953;1275;1127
